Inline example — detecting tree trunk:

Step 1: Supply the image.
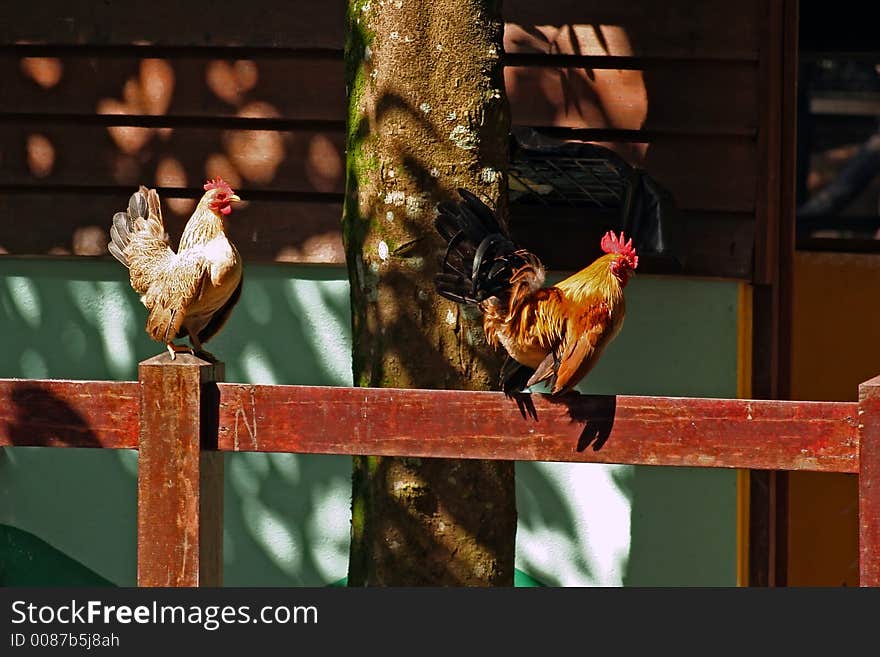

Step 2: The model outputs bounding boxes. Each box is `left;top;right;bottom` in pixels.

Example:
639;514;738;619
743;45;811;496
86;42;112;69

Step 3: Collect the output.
343;0;516;585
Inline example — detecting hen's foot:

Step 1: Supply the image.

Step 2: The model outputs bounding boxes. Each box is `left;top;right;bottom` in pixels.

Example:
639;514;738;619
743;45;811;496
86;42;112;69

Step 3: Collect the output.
193;348;218;363
166;343;195;360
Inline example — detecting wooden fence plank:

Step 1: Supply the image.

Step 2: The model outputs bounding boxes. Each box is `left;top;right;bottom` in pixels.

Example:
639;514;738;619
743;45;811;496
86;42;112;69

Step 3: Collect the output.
136;353;223;587
0;379;138;447
215;384;860;473
858;374;880;586
0;378;862;474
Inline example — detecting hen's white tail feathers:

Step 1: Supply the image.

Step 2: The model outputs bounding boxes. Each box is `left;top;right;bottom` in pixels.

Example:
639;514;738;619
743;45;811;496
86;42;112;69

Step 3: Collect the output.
108;186;169;267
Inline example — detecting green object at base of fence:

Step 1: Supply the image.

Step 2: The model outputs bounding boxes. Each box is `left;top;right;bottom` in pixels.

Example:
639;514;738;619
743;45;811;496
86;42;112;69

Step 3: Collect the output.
0;523;546;588
329;569;546;587
0;524;116;587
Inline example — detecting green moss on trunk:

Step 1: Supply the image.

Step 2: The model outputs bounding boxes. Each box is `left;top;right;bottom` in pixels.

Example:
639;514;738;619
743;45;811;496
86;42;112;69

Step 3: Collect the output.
343;0;516;586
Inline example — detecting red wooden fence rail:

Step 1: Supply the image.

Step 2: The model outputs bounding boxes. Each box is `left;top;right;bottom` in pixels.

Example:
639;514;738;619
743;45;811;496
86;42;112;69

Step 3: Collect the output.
0;353;876;586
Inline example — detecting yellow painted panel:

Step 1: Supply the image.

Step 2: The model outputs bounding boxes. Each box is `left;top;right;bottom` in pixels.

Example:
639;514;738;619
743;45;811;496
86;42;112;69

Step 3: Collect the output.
788;250;880;587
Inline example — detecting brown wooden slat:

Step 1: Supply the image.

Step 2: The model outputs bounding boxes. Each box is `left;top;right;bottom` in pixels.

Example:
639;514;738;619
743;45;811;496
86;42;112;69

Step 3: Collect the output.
0;193;343;262
859;374;880;586
0;125;753;212
0;124;755;254
0;1;344;49
511;136;756;213
0;124;344;194
510;208;755;280
216;384;861;473
0;190;751;275
633;137;757;213
4;54;756;135
0;127;754;265
0;379;138;448
506;62;757;134
0;378;861;474
0;1;755;58
1;55;345;121
503;0;759;59
137;353;223;587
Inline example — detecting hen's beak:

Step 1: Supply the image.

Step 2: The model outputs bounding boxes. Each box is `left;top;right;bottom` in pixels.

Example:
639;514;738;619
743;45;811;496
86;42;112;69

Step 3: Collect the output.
230;194;241;203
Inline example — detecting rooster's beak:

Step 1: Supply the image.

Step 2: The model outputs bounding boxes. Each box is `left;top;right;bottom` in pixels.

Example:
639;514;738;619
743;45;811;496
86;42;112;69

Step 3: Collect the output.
230;194;241;203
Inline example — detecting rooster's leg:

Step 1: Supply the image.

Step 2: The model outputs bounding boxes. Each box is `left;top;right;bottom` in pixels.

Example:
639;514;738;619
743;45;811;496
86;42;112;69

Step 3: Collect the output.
166;342;194;360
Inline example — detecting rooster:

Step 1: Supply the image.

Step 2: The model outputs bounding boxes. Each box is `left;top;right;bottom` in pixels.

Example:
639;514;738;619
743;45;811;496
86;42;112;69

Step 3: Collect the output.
435;188;638;395
108;177;243;360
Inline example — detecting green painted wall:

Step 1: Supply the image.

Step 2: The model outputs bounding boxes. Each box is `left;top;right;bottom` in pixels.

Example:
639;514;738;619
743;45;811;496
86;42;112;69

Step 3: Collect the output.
517;275;740;586
0;259;738;586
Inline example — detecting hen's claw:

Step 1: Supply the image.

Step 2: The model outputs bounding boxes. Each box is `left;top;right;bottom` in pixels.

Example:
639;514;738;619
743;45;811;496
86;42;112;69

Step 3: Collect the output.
166;343;195;360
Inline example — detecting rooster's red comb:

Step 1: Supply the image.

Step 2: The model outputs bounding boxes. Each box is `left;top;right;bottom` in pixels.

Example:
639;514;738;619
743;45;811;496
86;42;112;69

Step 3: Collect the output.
600;231;638;266
204;177;235;195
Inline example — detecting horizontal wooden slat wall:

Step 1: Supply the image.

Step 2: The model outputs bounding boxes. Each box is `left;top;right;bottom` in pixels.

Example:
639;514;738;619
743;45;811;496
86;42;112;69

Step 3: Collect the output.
0;0;766;279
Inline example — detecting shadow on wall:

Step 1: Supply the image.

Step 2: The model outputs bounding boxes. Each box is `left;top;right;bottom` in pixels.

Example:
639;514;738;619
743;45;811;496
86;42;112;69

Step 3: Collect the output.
0;260;739;587
0;258;353;586
514;276;741;586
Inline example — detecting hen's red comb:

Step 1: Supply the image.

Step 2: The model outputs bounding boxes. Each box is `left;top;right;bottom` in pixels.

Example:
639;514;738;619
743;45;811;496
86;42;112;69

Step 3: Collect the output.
204;177;234;195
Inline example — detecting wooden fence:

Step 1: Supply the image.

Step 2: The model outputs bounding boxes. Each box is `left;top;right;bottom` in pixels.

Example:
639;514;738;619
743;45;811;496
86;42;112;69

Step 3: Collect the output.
1;352;877;587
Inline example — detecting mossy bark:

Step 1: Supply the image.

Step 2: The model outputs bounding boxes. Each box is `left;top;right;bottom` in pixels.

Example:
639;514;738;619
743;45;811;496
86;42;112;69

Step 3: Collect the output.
343;0;516;586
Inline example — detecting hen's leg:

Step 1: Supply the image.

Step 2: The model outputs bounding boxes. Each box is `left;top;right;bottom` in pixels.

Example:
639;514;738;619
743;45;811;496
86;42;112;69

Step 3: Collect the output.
188;333;217;363
166;342;194;360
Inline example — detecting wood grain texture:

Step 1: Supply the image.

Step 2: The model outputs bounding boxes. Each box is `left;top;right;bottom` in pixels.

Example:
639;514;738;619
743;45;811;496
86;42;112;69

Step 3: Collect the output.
506;62;757;134
1;130;753;218
0;1;345;49
0;379;138;447
137;353;223;587
0;0;765;276
215;384;860;473
0;0;756;58
6;190;748;277
510;208;755;280
858;374;880;586
0;377;865;473
0;123;344;194
0;193;343;262
4;54;754;135
747;0;797;587
503;0;759;59
1;55;345;120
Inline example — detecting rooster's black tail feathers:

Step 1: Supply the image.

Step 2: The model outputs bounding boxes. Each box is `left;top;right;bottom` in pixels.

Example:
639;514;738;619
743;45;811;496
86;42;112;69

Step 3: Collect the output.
434;189;531;305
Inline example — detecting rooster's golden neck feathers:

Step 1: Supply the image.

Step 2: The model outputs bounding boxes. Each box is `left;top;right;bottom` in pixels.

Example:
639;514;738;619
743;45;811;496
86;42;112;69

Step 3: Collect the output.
556;253;627;304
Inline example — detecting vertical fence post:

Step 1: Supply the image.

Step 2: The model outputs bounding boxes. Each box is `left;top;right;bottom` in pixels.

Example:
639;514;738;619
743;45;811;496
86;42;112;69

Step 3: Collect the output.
137;353;224;586
858;374;880;586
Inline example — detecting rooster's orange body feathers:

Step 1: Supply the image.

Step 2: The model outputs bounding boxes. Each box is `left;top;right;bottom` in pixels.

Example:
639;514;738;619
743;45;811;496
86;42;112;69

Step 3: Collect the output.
435;189;637;395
